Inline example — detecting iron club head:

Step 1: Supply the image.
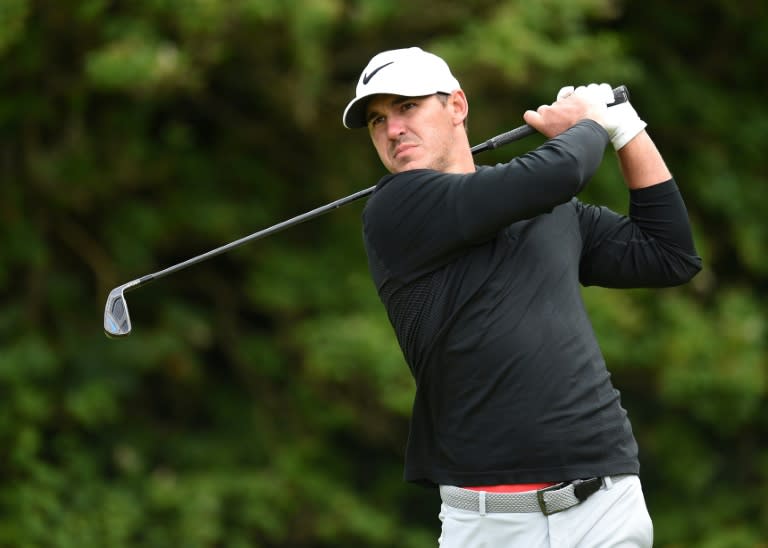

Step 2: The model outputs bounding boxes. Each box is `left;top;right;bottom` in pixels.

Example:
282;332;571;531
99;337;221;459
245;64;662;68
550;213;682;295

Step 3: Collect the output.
104;281;139;337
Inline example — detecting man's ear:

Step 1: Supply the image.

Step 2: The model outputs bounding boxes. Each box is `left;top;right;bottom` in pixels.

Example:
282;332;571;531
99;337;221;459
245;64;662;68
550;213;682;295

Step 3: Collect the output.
449;90;469;127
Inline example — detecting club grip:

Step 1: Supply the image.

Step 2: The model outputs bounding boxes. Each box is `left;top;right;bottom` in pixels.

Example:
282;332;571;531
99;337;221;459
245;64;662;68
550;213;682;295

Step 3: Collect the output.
608;85;629;107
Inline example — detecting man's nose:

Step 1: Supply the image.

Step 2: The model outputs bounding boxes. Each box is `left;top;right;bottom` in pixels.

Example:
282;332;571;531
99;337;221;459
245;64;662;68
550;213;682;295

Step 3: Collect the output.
386;115;406;138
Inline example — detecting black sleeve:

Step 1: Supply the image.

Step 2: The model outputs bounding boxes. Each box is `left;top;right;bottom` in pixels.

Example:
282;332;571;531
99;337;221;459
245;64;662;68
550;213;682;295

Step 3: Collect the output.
578;179;703;288
454;120;609;240
364;120;609;282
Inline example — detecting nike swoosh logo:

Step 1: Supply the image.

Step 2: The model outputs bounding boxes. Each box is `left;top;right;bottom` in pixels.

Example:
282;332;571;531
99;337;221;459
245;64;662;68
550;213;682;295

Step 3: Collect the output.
362;62;394;85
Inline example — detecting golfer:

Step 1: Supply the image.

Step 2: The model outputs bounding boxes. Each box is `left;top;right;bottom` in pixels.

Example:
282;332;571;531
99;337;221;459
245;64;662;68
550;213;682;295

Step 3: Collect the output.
343;47;701;547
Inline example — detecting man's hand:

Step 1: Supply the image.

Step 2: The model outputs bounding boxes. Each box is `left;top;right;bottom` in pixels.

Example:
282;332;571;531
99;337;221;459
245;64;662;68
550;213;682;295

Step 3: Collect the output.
523;87;608;139
560;84;668;188
568;83;647;150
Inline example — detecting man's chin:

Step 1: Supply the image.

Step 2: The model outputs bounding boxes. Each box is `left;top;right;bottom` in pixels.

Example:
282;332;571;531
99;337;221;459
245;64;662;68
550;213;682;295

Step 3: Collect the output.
392;157;428;173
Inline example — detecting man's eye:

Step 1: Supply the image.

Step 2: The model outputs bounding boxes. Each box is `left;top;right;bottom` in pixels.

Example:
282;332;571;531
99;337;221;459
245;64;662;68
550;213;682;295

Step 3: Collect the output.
369;115;384;128
402;102;417;112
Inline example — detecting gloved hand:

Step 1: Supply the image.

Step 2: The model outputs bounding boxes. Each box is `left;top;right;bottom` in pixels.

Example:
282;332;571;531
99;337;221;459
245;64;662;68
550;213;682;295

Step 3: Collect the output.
557;83;647;150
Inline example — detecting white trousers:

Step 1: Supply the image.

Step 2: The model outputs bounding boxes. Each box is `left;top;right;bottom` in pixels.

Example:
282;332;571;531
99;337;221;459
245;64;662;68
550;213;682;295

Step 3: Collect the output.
438;475;653;547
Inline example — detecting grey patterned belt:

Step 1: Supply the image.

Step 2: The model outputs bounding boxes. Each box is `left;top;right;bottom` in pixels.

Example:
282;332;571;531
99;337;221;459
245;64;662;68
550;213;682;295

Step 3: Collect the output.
440;475;633;516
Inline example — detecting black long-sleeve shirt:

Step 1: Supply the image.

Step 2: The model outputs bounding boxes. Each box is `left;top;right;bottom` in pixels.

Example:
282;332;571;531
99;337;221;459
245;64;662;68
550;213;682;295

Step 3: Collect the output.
362;120;702;487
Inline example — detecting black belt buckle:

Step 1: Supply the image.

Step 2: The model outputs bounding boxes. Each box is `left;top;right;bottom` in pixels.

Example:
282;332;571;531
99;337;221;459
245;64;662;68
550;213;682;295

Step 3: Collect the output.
572;477;602;502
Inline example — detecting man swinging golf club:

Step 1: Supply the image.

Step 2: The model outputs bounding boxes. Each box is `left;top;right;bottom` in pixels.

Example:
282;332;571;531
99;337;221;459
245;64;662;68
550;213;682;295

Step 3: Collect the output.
343;46;701;547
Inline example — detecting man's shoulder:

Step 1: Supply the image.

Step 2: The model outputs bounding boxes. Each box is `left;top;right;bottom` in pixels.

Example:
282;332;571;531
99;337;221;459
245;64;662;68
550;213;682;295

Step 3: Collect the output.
362;169;458;231
366;169;455;208
375;168;445;188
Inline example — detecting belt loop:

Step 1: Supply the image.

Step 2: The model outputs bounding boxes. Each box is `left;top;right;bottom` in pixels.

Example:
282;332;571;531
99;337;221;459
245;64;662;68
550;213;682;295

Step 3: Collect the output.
478;490;486;516
603;476;613;490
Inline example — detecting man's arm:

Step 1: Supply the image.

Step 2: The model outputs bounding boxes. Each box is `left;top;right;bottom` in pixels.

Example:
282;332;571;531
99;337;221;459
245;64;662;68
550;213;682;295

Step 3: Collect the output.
616;130;672;190
364;120;609;283
555;83;702;287
578;123;702;288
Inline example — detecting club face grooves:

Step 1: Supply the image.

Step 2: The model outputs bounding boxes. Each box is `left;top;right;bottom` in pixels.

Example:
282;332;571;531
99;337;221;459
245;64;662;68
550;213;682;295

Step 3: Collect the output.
104;287;132;337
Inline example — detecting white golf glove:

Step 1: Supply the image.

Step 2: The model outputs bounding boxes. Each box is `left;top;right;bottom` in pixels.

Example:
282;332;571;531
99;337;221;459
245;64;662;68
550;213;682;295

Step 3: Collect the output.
557;83;647;150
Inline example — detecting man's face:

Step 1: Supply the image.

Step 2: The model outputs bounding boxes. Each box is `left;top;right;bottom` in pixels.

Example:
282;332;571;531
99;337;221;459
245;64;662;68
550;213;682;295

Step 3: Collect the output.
365;93;463;174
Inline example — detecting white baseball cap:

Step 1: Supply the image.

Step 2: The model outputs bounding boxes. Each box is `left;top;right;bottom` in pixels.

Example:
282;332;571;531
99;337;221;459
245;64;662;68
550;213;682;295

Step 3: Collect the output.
342;47;461;129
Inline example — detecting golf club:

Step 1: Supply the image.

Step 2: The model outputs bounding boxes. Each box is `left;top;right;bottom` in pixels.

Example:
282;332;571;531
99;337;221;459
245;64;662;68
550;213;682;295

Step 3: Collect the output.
104;85;629;338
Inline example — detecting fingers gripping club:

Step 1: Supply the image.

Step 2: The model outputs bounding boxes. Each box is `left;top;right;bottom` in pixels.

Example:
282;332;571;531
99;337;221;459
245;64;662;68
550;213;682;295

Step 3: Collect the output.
470;85;629;155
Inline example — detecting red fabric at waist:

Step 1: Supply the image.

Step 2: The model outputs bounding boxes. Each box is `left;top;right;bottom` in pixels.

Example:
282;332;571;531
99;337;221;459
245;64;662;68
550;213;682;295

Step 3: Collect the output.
464;483;558;493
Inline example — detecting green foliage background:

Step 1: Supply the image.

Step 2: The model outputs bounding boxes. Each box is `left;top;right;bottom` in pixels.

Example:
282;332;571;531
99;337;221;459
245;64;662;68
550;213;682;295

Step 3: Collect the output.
1;0;766;546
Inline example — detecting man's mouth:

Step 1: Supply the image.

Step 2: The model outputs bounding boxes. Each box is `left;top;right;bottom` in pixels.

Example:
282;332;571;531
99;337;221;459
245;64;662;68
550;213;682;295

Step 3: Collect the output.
394;143;417;158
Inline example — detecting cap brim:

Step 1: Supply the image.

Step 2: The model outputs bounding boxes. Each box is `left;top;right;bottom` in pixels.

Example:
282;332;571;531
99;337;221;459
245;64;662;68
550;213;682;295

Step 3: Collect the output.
343;83;461;129
342;94;374;129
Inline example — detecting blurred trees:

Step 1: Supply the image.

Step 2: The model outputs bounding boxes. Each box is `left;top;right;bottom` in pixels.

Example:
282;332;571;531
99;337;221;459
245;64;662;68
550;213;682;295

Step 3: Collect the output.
0;0;766;546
